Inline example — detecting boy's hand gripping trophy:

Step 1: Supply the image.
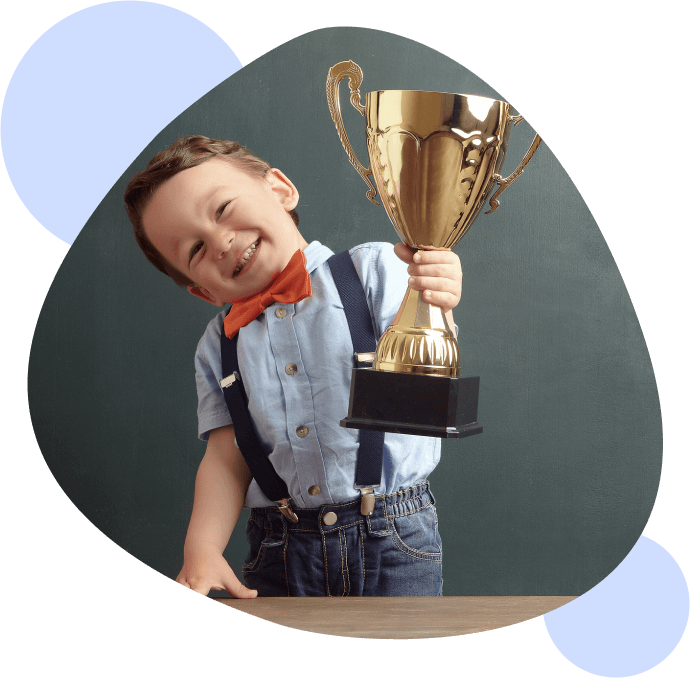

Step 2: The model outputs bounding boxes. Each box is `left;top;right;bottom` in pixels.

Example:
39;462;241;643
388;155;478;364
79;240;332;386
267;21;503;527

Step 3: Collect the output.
327;60;541;438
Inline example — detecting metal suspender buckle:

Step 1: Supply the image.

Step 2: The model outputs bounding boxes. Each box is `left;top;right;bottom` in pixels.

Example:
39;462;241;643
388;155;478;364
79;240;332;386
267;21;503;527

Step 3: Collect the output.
219;371;240;389
355;352;376;366
359;487;376;516
276;498;299;523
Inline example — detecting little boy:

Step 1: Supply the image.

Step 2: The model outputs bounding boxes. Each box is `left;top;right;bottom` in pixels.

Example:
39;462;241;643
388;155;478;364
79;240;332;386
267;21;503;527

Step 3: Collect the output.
124;135;463;597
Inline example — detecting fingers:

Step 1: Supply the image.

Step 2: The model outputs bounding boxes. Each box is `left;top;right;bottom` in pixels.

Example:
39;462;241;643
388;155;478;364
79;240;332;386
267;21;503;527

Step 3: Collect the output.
410;288;460;313
393;242;415;263
222;570;258;599
395;245;463;283
407;273;459;293
406;249;462;313
228;582;259;599
177;577;209;595
176;569;258;598
408;249;462;275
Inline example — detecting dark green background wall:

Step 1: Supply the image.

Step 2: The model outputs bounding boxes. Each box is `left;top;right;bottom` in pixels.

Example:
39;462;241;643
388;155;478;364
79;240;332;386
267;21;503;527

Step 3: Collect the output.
28;27;661;596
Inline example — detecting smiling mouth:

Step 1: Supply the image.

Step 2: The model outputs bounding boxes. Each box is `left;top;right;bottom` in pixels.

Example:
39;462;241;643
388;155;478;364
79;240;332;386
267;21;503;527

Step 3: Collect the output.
232;239;260;278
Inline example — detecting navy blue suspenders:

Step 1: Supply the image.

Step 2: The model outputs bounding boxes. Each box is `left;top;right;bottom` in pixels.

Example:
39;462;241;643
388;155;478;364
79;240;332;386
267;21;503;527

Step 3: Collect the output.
218;251;385;520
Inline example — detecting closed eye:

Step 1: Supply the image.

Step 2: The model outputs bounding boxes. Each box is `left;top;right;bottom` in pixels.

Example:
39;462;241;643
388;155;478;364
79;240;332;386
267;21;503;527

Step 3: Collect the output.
216;200;231;220
189;241;204;262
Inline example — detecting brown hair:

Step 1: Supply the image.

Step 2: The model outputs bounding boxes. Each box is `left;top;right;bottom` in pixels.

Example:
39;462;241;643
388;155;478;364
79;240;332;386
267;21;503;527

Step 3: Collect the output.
124;135;299;287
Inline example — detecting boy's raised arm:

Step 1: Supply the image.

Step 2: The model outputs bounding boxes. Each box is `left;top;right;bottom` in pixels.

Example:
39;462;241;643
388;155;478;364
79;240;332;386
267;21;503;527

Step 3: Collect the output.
176;425;258;598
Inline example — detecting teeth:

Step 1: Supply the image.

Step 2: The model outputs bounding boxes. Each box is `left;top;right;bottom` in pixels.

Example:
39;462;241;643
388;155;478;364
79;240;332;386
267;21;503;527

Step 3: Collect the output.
233;240;259;276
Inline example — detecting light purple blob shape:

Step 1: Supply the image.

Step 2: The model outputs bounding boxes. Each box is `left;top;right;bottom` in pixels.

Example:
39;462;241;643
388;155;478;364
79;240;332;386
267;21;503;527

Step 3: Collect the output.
545;536;688;676
1;1;240;243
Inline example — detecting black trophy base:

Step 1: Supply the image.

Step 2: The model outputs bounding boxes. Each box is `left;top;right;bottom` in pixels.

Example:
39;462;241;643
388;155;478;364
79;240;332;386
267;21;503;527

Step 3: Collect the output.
340;368;482;439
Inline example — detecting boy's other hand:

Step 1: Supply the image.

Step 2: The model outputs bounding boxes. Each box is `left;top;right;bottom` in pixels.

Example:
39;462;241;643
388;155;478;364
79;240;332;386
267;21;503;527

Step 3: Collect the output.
394;243;462;313
176;541;257;598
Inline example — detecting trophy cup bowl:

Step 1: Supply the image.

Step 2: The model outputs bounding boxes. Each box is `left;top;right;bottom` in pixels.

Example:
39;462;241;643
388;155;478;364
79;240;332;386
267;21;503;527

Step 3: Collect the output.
327;60;541;437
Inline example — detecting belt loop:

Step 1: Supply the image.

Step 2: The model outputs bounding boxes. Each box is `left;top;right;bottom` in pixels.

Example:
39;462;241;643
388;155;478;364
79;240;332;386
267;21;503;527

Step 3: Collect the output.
426;481;436;505
276;498;299;523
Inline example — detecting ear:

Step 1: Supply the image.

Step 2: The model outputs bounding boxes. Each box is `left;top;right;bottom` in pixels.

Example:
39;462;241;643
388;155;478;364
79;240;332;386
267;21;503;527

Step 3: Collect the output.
265;168;299;211
187;285;225;307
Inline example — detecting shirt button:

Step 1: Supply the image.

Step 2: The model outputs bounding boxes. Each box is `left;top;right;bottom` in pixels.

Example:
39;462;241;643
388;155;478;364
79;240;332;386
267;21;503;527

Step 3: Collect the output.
296;425;309;438
275;307;287;318
308;485;321;496
323;512;337;526
285;363;298;375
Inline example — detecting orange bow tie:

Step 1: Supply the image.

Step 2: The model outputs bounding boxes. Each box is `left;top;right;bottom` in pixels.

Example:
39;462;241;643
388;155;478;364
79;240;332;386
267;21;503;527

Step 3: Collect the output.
223;249;312;339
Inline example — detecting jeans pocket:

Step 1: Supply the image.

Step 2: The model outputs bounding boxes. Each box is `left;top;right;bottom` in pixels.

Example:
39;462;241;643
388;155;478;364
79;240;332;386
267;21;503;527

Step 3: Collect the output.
387;503;442;560
242;516;286;574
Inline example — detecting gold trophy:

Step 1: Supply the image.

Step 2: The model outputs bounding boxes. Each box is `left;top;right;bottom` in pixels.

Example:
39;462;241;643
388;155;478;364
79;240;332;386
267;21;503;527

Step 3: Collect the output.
327;60;541;438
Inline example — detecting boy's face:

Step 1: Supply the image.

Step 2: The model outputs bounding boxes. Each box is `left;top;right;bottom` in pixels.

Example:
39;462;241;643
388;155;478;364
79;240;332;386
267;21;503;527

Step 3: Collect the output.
143;157;306;306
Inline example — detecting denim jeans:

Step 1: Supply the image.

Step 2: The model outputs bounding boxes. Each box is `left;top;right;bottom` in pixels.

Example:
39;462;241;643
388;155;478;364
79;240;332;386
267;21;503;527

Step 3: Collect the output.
242;481;442;596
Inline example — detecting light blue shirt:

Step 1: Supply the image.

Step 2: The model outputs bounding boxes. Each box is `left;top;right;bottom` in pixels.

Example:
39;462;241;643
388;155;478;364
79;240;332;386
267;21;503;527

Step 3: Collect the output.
194;241;441;508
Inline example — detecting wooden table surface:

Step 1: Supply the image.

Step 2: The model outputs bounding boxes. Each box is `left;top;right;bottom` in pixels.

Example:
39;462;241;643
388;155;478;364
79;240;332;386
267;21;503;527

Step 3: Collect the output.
218;596;577;638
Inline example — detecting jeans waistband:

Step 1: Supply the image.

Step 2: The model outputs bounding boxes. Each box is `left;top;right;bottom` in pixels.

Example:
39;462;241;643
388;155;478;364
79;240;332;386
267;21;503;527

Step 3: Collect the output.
249;481;434;534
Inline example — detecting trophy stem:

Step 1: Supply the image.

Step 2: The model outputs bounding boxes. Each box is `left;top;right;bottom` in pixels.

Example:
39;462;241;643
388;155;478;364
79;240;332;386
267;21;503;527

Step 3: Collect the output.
374;288;460;377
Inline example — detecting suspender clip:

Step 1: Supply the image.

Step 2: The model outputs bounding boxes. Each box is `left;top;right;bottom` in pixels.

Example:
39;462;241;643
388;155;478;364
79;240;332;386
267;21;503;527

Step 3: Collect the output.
359;487;376;516
355;352;376;365
219;371;240;389
276;498;299;523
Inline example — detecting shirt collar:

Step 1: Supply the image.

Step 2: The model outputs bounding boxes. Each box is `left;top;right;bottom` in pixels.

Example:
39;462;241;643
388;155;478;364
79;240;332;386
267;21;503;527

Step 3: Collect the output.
303;241;335;274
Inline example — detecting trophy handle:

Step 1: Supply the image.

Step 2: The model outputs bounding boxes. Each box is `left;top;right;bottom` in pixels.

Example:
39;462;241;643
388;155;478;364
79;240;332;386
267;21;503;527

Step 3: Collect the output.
327;61;379;205
485;115;542;214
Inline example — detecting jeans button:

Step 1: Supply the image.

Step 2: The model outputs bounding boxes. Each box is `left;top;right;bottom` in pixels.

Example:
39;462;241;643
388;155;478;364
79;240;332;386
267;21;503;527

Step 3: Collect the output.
323;512;337;526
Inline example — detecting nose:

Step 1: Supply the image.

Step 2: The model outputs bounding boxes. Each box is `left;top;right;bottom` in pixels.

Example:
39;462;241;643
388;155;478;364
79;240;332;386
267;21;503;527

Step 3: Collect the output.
211;229;233;258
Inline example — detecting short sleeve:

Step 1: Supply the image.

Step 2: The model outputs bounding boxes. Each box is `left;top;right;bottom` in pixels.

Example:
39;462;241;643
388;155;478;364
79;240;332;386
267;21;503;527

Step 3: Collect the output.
195;315;233;441
349;242;409;340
